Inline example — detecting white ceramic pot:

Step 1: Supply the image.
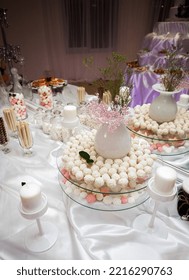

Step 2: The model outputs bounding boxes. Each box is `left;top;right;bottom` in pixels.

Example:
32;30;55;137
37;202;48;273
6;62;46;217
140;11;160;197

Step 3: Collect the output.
94;123;131;159
149;83;181;123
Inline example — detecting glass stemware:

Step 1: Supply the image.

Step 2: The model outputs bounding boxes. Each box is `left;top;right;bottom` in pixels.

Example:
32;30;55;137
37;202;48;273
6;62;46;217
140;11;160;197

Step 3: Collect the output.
16;121;33;156
3;107;17;138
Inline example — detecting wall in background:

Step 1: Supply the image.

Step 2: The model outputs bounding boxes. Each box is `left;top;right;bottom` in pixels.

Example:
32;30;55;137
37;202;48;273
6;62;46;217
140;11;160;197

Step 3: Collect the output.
0;0;156;82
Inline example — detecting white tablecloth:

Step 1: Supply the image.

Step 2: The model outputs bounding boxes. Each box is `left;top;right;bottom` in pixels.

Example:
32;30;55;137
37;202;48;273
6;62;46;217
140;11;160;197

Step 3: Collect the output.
0;85;189;260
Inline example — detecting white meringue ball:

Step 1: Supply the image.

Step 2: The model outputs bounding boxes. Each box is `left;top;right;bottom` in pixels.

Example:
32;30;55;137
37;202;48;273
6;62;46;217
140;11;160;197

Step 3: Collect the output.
91;165;99;171
72;166;80;175
83;168;92;175
99;167;108;175
103;196;113;205
105;159;114;165
92;170;101;178
96;193;103;201
102;173;111;182
75;171;84;181
84;175;95;184
74;188;81;196
113;197;121;205
107;178;116;188
118;177;128;187
108;168;117;176
80;191;88;199
94;177;104;188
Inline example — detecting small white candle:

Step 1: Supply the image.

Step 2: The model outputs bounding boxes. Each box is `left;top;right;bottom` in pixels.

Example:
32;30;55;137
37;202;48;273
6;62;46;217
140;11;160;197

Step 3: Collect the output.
63;105;77;122
179;94;189;105
20;182;43;212
153;166;177;195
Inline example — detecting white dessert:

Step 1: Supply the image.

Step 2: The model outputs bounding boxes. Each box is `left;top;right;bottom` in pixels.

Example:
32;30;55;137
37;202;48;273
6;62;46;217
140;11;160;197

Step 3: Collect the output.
20;183;43;212
130;104;189;154
153;166;177;195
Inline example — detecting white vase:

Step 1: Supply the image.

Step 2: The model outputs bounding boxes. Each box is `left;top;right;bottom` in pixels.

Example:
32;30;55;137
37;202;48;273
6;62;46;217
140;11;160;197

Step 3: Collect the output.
94;123;131;159
149;83;181;123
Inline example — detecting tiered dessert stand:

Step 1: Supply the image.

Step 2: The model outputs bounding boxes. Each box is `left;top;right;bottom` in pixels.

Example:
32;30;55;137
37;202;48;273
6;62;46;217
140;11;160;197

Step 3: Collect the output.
56;126;157;212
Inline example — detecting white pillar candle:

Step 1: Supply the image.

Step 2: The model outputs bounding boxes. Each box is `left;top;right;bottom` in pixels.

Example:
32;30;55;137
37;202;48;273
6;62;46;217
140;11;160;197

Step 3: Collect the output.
153;166;177;195
20;182;43;212
63;105;77;122
179;94;189;105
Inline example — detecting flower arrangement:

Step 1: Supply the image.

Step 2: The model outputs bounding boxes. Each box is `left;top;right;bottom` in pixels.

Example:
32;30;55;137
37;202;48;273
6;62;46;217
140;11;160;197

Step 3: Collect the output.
87;100;132;132
161;45;185;91
83;52;132;102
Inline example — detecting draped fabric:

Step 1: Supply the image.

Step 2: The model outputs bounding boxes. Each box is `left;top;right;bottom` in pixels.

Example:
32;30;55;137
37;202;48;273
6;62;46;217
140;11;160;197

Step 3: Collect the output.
0;0;156;82
62;0;118;50
41;0;156;82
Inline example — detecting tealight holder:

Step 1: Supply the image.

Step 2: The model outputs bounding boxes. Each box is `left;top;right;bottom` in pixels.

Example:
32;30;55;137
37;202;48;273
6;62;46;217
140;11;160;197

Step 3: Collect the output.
133;166;178;239
19;193;58;253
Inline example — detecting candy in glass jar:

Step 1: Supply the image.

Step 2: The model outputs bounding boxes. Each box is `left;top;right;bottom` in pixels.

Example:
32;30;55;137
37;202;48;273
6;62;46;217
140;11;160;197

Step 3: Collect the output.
38;85;53;109
9;92;27;120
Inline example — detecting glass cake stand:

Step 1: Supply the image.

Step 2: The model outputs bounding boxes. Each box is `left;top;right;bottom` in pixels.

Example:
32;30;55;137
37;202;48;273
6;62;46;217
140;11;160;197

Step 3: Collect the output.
127;125;189;157
56;145;150;211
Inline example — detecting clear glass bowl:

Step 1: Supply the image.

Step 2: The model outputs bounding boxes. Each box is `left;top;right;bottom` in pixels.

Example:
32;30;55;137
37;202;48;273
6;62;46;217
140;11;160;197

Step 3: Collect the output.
127;126;189;156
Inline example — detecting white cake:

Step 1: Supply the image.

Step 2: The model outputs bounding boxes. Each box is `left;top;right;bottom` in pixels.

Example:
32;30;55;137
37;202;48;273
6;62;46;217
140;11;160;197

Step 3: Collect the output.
153;166;177;195
20;183;43;212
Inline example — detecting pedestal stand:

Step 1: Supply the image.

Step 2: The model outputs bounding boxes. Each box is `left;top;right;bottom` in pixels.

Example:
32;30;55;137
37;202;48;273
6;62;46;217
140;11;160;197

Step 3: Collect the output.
19;194;58;253
133;177;177;239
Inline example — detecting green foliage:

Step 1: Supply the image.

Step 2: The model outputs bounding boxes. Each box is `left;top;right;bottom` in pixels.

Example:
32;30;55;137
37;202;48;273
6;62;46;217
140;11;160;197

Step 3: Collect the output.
79;151;94;165
83;52;127;100
161;45;185;91
98;52;127;100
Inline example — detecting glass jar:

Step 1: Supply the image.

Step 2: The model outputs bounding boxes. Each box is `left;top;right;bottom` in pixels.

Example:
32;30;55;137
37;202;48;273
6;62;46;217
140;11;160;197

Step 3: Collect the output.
38;85;53;109
33;108;46;128
50;110;71;142
8;92;27;120
42;111;52;134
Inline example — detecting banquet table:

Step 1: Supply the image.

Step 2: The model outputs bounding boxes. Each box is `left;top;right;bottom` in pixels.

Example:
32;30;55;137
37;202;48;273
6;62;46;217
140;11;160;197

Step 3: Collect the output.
0;84;189;260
